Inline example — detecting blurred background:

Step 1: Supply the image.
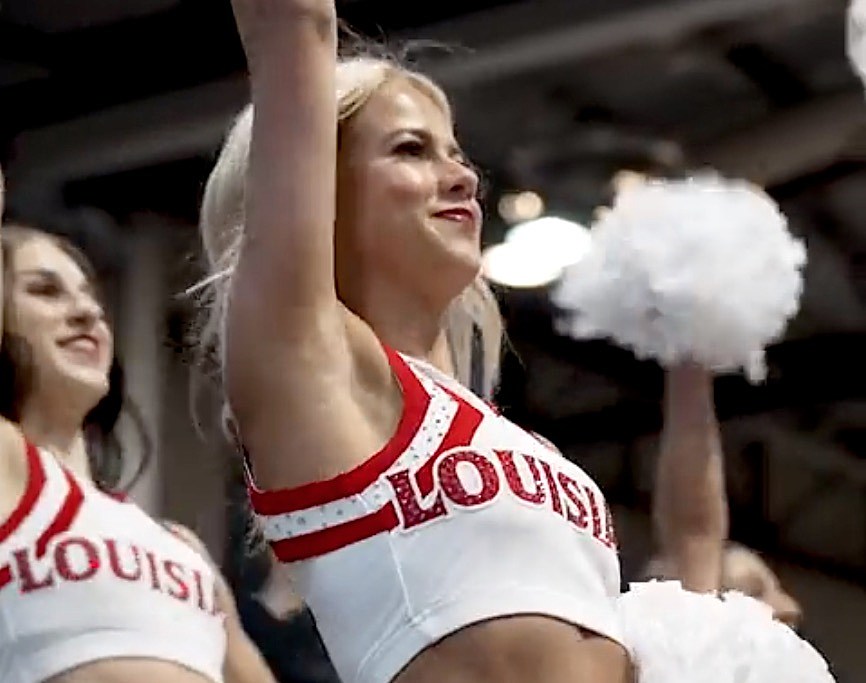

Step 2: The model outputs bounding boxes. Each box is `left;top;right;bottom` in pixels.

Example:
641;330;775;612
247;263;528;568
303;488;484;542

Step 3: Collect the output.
1;0;865;679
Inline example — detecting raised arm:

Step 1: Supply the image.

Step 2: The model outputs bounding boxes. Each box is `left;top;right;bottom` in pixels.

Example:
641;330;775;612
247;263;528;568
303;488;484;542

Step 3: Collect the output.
231;0;338;309
652;363;728;593
221;2;349;435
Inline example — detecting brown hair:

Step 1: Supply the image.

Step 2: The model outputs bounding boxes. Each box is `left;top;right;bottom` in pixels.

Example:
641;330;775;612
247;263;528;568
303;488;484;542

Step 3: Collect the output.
0;225;150;491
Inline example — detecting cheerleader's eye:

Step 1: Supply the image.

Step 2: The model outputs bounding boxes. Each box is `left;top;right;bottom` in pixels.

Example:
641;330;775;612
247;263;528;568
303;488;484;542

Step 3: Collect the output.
393;140;426;157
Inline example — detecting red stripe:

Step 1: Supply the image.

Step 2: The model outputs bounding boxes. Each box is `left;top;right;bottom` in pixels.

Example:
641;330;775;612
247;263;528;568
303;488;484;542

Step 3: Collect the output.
269;503;400;562
270;385;486;561
249;345;430;516
35;469;84;557
0;442;47;544
531;431;561;454
415;388;483;497
0;566;11;591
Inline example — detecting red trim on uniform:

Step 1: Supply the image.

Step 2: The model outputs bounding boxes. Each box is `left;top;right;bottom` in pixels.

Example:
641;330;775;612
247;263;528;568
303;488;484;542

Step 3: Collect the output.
531;431;561;454
415;388;484;497
269;502;400;562
248;345;430;516
270;384;486;561
35;468;84;557
0;565;11;591
0;441;47;544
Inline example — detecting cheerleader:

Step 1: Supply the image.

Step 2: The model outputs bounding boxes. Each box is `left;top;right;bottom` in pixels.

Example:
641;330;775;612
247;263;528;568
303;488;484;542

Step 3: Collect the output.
194;1;833;681
197;1;628;681
0;175;275;683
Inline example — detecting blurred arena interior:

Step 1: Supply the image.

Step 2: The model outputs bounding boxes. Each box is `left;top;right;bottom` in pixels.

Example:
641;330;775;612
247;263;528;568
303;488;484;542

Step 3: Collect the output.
1;0;865;679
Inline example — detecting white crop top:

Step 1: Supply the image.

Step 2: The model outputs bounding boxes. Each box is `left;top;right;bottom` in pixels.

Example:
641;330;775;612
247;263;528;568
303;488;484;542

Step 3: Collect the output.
0;442;226;683
248;346;624;683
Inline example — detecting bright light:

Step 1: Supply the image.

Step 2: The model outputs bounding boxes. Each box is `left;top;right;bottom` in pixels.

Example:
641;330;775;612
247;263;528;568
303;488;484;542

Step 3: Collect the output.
482;242;566;289
482;216;591;289
498;191;545;224
505;216;591;264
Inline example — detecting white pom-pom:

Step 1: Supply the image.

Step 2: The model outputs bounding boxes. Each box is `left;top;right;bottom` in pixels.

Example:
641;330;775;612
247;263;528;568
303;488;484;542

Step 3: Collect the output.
617;581;835;683
552;175;806;382
848;0;866;88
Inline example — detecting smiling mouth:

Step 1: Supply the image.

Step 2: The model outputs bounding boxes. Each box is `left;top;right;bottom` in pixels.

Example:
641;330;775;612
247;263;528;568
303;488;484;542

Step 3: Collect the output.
58;335;100;360
434;209;475;223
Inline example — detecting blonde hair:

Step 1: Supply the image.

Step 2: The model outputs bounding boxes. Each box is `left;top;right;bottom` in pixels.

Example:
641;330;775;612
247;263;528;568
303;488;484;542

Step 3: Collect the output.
196;56;503;398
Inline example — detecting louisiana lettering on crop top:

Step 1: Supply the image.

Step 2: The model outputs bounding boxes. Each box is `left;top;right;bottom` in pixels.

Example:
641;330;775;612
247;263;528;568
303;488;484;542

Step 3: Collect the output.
247;345;625;683
0;441;226;683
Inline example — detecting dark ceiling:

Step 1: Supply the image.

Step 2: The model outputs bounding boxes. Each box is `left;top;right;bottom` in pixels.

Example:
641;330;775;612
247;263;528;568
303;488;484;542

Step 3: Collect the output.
2;0;866;585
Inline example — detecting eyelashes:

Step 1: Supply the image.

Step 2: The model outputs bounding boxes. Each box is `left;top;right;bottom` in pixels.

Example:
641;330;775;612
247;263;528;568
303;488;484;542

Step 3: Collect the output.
392;140;470;167
393;140;426;158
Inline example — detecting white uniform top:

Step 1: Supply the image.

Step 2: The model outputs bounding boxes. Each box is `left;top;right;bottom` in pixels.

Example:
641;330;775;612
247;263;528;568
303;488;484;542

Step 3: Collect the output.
0;442;226;683
249;346;624;683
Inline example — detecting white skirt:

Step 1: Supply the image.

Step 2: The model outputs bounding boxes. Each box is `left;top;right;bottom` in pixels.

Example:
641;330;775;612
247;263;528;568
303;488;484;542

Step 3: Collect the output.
616;581;835;683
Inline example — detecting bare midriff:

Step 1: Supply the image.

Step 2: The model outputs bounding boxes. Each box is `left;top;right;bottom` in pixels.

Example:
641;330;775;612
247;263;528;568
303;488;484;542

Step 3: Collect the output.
395;615;633;683
47;660;215;683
